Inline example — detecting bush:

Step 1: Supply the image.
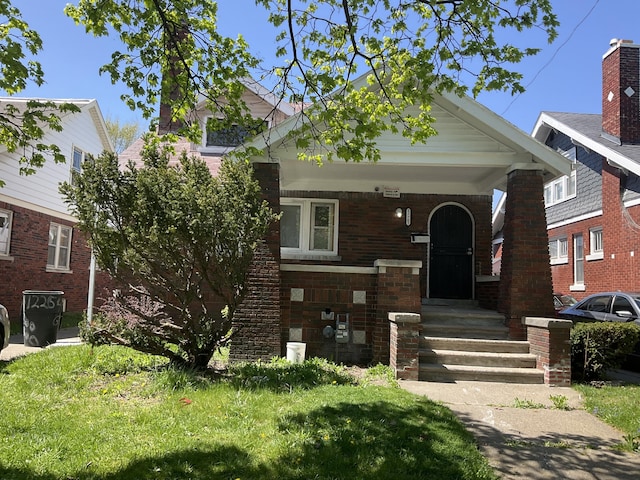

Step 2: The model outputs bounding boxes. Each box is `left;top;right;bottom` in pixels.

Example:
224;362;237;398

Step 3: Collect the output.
571;322;640;381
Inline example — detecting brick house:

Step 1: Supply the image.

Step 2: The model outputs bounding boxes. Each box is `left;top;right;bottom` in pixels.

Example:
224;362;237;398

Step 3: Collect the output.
228;73;572;367
531;39;640;299
0;98;113;322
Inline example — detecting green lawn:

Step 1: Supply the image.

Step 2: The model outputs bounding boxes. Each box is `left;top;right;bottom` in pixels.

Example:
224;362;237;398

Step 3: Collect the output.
573;382;640;451
0;346;497;480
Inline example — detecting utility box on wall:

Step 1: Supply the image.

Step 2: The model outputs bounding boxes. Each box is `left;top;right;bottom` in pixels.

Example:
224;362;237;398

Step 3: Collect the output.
335;314;349;343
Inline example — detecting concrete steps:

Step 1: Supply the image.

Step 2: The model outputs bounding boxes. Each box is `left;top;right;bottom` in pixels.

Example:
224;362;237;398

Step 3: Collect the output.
419;301;543;384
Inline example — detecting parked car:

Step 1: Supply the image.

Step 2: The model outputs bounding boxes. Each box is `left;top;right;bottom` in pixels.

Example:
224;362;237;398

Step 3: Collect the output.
559;292;640;371
553;292;577;314
0;304;9;351
558;292;640;325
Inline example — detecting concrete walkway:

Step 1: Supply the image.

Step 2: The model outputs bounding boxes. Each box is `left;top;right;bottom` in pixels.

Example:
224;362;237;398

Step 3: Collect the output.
400;379;640;479
0;326;82;361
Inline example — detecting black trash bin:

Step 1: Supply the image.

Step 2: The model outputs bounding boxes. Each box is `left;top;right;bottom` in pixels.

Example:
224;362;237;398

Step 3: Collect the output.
22;290;64;347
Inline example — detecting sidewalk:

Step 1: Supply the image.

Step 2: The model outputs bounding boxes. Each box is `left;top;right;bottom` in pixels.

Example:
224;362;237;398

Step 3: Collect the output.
400;379;640;480
0;326;82;361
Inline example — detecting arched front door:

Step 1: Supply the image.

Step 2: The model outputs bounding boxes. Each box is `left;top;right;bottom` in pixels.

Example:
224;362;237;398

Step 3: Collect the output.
428;204;474;299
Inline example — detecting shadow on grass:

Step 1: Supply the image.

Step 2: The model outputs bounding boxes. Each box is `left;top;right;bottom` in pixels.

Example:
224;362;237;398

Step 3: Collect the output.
0;398;495;480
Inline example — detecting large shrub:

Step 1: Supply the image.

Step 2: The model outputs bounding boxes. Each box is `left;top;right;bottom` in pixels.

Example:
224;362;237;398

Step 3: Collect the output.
62;137;276;369
571;322;640;381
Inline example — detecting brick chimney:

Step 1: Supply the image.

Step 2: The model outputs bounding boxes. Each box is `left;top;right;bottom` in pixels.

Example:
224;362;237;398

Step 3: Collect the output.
157;23;190;136
602;39;640;144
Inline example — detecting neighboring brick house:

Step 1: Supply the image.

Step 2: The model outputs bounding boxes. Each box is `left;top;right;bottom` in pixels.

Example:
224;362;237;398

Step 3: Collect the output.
531;39;640;299
0;98;114;322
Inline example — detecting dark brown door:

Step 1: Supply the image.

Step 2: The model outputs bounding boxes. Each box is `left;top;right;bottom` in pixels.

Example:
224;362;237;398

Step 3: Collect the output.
429;204;473;299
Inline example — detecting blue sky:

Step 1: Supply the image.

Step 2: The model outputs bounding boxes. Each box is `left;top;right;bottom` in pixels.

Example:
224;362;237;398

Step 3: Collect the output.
11;1;640;142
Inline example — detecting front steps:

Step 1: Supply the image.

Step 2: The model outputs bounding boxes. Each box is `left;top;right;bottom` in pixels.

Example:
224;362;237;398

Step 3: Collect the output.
419;302;544;384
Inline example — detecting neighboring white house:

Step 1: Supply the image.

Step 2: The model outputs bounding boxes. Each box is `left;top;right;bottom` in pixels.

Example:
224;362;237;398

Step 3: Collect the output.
0;98;113;320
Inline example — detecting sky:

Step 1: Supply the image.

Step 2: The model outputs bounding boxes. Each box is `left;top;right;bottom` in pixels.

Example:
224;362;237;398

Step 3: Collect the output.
9;1;640;165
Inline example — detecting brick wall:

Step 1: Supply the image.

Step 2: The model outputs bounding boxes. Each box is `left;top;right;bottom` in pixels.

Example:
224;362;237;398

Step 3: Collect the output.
0;201;97;320
281;268;377;364
229;163;282;362
499;169;555;339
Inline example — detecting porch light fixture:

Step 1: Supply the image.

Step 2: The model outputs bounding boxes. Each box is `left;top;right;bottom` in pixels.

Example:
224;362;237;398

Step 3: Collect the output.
395;207;412;226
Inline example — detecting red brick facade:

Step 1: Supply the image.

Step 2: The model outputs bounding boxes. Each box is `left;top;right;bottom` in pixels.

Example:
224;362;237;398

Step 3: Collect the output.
0;201;113;322
549;158;640;298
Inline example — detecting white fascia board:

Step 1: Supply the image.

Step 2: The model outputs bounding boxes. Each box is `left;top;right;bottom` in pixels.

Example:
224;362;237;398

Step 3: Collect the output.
534;112;640;178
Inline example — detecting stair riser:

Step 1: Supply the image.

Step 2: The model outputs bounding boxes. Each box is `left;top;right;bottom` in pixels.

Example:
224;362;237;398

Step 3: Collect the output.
420;370;544;384
422;338;530;353
421;326;509;340
422;352;537;368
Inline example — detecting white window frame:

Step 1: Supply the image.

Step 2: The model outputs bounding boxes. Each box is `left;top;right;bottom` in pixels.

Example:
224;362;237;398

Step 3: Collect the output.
280;198;339;258
71;146;88;184
549;236;568;265
544;147;577;207
586;227;604;261
570;233;585;291
0;208;13;258
47;223;73;272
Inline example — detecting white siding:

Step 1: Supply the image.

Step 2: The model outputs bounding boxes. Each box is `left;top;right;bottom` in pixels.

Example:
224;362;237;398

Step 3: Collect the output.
0;103;109;215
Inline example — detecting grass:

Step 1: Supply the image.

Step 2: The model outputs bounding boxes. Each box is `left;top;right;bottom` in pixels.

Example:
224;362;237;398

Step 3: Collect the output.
0;346;497;480
573;382;640;451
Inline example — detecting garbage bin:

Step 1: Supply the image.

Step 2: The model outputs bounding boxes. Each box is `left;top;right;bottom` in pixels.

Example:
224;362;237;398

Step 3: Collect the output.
22;290;64;347
286;342;306;364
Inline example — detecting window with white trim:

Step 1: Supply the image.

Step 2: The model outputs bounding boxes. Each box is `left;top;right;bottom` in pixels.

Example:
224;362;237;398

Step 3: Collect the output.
587;227;603;261
71;146;88;184
47;223;72;270
0;209;13;256
280;199;338;256
549;237;568;265
573;233;584;287
544;146;577;206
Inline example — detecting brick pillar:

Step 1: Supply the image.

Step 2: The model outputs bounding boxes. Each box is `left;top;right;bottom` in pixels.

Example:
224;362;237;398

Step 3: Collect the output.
525;317;572;386
373;259;422;364
498;168;555;339
229;162;281;362
389;312;421;381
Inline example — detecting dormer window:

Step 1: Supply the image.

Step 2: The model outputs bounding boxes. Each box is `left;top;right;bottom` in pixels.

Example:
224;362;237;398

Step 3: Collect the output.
202;116;266;152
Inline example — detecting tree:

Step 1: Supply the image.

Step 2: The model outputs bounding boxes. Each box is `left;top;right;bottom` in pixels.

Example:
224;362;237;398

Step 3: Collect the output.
0;1;79;186
60;137;277;368
105;117;142;154
64;0;558;163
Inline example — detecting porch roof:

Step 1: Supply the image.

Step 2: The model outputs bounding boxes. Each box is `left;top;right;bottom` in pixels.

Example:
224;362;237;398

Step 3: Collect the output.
243;79;572;196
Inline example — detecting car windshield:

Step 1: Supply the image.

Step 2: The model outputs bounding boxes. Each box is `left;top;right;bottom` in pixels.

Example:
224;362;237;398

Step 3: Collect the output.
558;295;577;307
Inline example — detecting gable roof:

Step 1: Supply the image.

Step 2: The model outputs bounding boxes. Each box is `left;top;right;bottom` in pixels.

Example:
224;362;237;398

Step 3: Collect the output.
532;111;640;177
0;97;113;154
243;76;572;195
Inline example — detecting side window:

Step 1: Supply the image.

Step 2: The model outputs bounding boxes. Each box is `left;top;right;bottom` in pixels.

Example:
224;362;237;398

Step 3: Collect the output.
203;117;266;150
581;295;611;313
549;237;568;265
0;209;13;256
587;227;603;261
71;146;88;184
612;296;633;315
47;223;73;270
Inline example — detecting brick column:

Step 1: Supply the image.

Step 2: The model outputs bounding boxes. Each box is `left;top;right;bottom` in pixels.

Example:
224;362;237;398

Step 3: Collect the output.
373;259;422;364
229;162;281;362
498;168;555;339
389;312;421;381
525;317;572;386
